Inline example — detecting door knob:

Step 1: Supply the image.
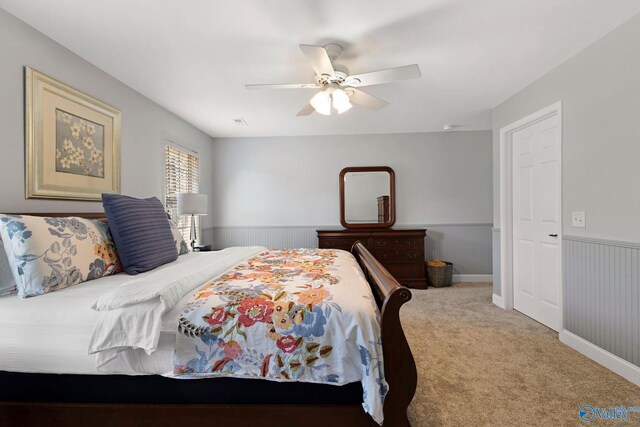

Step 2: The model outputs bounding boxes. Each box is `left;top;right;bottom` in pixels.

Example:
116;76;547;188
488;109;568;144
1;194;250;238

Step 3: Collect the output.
549;234;558;237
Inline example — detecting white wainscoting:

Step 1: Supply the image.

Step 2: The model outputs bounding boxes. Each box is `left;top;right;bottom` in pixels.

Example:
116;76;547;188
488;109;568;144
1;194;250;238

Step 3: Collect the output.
492;227;501;298
563;235;640;370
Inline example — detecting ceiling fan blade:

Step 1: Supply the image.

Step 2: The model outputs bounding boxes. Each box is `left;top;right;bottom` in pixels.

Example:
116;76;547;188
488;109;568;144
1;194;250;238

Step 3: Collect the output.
296;103;315;116
348;88;389;111
347;64;421;87
245;83;320;90
299;44;335;77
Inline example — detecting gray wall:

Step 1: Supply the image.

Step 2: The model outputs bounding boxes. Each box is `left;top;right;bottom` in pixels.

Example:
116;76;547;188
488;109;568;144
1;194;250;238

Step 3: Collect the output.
212;131;492;225
0;8;215;233
492;14;640;366
210;131;493;274
493;13;640;243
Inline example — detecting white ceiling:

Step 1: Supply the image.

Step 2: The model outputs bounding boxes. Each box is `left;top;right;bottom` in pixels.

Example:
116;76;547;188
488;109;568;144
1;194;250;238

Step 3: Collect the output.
2;0;640;138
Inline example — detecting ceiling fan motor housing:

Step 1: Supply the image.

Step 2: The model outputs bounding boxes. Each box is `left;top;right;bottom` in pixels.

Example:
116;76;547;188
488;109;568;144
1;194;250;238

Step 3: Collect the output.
313;43;357;87
315;70;349;86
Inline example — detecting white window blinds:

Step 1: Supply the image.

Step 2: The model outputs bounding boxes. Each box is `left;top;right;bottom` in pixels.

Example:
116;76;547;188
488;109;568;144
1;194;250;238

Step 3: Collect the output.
165;144;200;241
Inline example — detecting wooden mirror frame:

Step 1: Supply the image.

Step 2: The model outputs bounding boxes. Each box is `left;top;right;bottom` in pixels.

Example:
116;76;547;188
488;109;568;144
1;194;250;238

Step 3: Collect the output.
339;166;395;229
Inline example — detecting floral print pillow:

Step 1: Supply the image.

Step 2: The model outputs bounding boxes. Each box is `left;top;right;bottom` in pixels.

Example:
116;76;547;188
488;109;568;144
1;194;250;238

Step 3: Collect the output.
169;220;190;255
0;215;122;298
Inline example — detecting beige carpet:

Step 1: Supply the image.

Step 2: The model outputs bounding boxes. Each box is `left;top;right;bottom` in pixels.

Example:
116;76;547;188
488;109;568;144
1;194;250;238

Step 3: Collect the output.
401;283;640;427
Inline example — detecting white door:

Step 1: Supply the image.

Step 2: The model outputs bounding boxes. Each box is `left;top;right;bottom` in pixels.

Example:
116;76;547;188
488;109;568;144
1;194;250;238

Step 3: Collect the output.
512;114;561;331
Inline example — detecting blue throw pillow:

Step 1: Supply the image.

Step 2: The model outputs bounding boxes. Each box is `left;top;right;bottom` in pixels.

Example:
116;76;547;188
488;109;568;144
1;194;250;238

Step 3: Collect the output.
102;194;177;274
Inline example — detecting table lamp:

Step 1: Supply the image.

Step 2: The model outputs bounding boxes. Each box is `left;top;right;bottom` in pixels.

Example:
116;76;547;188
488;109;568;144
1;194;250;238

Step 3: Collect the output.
177;193;208;251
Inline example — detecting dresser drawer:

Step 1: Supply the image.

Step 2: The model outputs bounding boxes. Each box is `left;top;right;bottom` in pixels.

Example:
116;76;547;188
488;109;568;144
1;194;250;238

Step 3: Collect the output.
370;237;423;250
318;238;366;251
317;229;427;289
385;263;425;279
371;248;422;263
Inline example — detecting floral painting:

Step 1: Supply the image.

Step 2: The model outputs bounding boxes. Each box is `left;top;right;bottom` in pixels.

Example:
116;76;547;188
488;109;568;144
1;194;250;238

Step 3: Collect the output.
25;67;120;201
55;109;105;178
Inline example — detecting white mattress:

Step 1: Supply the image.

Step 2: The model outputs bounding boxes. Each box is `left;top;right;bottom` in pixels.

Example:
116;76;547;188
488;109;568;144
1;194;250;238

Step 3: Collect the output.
0;253;206;375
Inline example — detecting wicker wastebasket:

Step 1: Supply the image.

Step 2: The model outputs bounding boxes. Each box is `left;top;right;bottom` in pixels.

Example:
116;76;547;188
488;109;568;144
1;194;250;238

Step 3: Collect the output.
425;261;453;288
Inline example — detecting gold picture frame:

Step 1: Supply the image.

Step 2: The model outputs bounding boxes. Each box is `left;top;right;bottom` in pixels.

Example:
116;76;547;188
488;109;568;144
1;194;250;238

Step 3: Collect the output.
25;66;121;201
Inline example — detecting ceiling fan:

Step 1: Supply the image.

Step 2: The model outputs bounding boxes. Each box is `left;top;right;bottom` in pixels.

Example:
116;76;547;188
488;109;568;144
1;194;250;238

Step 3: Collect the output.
245;43;421;116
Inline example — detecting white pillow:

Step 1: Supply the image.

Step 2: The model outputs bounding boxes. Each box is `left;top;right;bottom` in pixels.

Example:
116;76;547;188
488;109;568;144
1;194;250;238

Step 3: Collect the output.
0;215;122;298
0;244;17;296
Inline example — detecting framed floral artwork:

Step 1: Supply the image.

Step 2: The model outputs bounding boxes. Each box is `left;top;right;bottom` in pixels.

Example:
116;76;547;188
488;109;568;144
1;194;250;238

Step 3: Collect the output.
25;66;121;201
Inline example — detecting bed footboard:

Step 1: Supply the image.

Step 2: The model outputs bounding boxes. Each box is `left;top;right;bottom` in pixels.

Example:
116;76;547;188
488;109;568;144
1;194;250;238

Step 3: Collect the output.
351;242;417;427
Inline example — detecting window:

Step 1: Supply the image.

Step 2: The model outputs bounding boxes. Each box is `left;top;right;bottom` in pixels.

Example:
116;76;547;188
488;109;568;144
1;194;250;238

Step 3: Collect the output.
165;144;200;242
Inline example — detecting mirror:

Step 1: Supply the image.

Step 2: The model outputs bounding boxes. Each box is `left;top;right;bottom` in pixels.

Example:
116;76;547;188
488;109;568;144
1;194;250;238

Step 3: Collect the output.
340;166;395;228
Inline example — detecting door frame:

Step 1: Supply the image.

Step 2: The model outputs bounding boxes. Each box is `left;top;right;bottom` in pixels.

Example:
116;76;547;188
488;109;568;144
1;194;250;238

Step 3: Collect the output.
498;101;562;325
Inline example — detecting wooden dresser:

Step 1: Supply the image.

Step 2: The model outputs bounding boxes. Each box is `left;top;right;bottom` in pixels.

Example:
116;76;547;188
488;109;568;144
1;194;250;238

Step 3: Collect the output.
317;228;427;289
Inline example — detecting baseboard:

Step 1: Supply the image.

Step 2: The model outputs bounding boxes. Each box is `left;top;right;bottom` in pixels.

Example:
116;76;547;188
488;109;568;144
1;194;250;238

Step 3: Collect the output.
492;293;506;309
560;330;640;387
452;274;492;283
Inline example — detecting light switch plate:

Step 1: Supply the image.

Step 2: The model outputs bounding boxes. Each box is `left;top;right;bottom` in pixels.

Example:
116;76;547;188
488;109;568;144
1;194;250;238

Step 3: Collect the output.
572;211;586;228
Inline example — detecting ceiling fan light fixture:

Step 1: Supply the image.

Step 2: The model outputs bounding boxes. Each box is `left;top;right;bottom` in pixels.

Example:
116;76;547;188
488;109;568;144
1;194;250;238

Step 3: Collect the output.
332;88;352;114
310;90;331;115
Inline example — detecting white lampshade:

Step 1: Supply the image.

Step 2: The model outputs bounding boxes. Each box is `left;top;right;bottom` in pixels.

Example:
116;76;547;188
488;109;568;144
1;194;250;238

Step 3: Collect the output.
310;90;331;116
177;193;208;215
332;88;352;114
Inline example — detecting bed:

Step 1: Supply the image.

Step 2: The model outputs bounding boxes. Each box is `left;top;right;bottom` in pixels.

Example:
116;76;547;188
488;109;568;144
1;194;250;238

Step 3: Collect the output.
0;212;417;427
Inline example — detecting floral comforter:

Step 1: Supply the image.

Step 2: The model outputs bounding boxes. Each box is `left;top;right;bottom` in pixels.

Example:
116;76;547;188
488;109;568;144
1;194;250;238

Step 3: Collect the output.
173;248;388;424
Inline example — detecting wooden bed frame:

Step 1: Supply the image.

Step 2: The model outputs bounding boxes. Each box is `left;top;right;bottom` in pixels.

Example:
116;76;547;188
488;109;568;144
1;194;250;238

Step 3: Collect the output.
0;213;417;427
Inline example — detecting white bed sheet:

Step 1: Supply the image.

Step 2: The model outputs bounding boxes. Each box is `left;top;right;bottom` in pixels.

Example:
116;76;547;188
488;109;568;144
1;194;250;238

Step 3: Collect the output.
0;253;208;375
